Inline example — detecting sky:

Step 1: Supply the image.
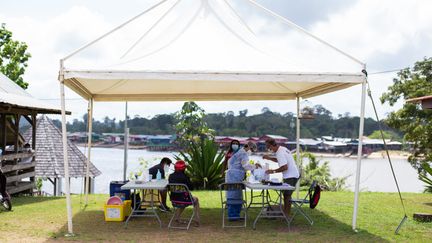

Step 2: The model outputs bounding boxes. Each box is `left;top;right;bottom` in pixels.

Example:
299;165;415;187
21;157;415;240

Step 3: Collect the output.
1;0;432;122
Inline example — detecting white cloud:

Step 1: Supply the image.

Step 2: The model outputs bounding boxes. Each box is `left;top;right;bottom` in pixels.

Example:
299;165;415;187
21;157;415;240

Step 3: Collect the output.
1;0;431;123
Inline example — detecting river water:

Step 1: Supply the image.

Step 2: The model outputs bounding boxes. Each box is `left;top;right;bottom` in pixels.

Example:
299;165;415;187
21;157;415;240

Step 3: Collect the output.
43;147;425;194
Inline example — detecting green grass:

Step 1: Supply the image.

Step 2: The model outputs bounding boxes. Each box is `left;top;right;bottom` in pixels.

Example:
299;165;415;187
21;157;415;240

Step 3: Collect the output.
0;191;431;242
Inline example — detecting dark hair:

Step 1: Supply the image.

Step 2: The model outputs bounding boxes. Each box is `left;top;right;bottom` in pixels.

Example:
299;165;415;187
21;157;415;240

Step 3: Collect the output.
228;140;240;153
160;157;172;165
265;138;277;147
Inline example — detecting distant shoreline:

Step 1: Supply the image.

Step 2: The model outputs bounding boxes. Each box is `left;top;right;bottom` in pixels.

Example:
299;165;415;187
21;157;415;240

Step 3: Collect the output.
76;143;410;159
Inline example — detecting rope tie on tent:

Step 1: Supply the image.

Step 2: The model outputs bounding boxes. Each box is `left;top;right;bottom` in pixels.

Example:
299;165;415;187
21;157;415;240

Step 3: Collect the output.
363;69;408;234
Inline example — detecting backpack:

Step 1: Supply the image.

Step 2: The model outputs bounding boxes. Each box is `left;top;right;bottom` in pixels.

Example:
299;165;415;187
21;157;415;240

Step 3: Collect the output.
309;183;321;209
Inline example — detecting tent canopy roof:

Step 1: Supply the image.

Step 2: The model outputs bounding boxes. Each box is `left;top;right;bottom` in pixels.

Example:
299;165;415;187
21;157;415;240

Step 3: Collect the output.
61;0;365;102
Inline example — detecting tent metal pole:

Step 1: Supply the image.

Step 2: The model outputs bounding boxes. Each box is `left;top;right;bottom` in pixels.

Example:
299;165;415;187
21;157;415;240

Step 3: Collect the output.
296;95;301;199
62;0;168;61
84;98;93;205
352;65;367;231
123;102;128;181
59;59;74;236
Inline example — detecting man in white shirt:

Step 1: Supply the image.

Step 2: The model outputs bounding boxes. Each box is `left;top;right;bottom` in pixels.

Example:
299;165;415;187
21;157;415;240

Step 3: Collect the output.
263;138;299;216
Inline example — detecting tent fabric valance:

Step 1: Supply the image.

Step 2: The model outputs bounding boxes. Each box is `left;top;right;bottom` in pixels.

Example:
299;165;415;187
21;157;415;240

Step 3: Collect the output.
63;70;365;101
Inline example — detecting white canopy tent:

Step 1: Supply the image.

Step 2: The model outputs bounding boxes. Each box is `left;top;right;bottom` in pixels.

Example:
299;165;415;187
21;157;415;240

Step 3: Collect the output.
58;0;367;235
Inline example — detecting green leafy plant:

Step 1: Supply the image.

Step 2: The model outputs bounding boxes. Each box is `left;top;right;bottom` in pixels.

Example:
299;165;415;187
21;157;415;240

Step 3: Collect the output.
419;163;432;193
299;152;349;191
0;23;31;89
128;157;151;180
174;101;215;148
175;139;224;190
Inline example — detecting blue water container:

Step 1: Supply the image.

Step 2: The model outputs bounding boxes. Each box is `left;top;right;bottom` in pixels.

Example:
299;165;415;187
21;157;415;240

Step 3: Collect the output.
109;181;130;201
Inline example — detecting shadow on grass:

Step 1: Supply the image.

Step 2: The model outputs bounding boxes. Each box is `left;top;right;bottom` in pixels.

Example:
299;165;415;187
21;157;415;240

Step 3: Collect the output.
11;196;63;207
423;202;432;207
50;206;387;242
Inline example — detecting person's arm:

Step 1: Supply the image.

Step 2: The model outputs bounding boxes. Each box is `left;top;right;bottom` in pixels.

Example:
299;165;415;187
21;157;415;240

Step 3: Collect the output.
266;150;288;174
186;175;193;191
221;153;229;176
266;164;288;174
262;154;277;162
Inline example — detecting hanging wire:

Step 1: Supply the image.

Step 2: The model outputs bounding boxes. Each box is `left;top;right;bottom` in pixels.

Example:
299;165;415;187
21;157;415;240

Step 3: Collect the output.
364;69;408;234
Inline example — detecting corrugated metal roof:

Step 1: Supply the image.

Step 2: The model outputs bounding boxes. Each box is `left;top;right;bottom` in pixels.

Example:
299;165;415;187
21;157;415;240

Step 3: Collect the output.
0;73;66;114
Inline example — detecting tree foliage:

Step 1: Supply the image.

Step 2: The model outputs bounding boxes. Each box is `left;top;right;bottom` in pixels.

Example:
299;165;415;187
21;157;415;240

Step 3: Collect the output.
0;23;31;89
54;104;397;140
380;57;432;173
174;102;215;148
298;152;349;191
368;130;402;141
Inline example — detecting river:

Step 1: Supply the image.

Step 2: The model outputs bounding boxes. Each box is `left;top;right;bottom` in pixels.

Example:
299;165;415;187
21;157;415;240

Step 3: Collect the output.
43;147;425;194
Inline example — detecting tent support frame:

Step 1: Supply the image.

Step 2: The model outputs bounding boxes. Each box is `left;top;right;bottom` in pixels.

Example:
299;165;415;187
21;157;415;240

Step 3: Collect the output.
84;98;93;205
59;59;74;236
295;95;301;198
352;65;367;231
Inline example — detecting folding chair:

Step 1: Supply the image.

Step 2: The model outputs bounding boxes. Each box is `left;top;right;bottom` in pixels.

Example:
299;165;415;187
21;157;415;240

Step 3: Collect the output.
167;183;196;230
290;180;318;225
219;183;248;228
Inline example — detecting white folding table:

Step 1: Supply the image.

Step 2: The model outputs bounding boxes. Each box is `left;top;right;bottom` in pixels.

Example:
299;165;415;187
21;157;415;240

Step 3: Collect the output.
121;180;168;228
243;182;295;230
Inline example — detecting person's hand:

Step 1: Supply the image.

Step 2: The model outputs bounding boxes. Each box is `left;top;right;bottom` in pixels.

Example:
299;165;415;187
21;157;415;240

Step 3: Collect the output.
265;169;273;174
263;155;271;160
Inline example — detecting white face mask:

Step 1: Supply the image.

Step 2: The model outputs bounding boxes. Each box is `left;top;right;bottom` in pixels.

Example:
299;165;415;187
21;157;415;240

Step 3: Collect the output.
164;165;170;172
231;144;239;151
247;150;252;156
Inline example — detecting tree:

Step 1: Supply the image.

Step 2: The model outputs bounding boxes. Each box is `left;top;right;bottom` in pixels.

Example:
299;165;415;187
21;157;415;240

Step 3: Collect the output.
380;57;432;174
368;130;401;141
174;102;215;148
0;23;31;89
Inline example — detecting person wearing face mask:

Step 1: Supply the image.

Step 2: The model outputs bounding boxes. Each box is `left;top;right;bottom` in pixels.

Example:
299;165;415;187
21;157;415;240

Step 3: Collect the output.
263;138;299;216
221;140;241;177
225;141;257;220
149;157;172;212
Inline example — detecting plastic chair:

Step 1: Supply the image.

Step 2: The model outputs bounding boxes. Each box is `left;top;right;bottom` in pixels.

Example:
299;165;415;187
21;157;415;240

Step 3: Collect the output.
219;183;248;228
290;180;319;225
167;183;196;230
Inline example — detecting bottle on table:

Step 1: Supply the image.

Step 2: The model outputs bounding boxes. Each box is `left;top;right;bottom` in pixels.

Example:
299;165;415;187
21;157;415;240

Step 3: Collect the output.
156;169;161;180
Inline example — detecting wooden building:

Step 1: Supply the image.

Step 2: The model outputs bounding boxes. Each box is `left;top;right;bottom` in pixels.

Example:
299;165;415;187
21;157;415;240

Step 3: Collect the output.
0;73;68;195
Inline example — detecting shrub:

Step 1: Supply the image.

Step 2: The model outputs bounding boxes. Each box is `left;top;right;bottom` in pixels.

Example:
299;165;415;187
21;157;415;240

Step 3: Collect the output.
175;139;224;190
299;152;349;191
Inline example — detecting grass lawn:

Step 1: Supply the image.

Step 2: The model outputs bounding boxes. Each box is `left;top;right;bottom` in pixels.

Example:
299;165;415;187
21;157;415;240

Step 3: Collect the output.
0;191;431;242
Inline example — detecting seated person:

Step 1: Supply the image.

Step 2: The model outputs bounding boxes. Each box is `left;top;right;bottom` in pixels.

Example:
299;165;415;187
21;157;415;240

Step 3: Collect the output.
149;157;172;211
168;160;200;226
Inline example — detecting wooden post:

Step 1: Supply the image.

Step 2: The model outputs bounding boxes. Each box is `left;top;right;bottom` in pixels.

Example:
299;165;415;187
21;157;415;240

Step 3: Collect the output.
54;178;57;196
1;114;6;155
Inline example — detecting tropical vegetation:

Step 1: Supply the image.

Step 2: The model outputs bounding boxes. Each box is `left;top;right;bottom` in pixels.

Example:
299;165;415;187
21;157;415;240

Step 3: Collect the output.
175;139;225;190
0;23;31;89
298;152;349;191
380;57;432;192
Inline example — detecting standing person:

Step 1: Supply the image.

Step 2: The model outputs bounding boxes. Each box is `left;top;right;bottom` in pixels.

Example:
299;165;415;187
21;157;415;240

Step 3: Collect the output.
221;140;240;177
225;141;257;220
168;160;200;226
263;138;299;216
149;157;172;212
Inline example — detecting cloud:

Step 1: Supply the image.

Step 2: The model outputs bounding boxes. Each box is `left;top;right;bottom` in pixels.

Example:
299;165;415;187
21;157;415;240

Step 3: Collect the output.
1;0;431;123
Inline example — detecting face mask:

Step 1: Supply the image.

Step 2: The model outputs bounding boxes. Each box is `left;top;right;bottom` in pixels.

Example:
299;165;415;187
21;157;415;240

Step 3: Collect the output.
267;148;272;153
247;150;252;156
164;165;170;172
231;144;239;151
